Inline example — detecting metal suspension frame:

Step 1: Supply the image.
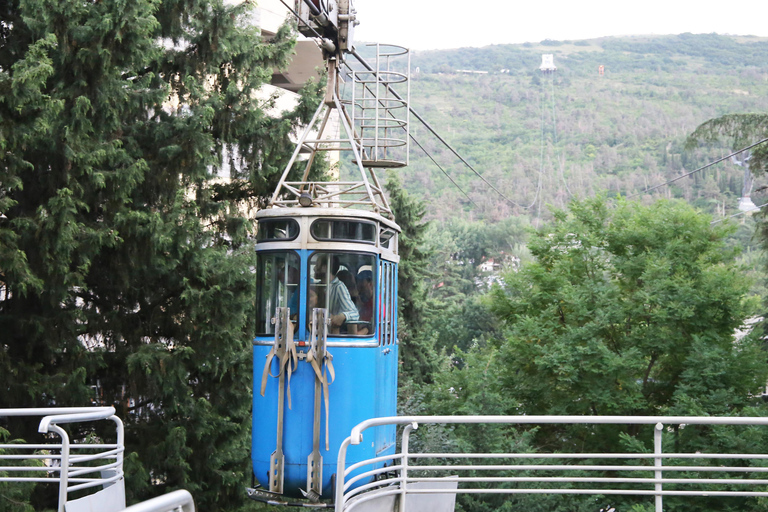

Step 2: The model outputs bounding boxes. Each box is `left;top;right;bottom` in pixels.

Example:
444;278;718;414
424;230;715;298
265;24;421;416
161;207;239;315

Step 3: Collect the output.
268;47;410;216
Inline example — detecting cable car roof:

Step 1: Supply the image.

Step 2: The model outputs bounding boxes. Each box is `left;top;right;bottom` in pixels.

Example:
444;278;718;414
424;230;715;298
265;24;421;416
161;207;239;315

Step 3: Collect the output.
254;206;401;232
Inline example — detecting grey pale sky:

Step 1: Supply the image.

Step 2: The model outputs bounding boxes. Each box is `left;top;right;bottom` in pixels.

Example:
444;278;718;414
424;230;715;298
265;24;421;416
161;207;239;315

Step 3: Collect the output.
352;0;768;51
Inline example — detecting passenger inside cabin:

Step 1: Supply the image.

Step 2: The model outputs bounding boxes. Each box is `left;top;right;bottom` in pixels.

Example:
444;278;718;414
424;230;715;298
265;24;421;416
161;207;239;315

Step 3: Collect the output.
305;288;321;332
336;269;359;307
356;269;374;335
313;255;359;333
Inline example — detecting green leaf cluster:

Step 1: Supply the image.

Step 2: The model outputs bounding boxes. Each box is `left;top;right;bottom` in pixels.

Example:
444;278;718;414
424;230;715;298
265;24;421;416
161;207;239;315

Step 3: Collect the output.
489;197;760;419
416;197;768;511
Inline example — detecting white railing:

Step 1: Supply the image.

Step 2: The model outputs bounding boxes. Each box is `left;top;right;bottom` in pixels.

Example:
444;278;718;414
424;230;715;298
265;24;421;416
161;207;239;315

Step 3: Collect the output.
335;415;768;512
0;407;124;512
123;489;195;512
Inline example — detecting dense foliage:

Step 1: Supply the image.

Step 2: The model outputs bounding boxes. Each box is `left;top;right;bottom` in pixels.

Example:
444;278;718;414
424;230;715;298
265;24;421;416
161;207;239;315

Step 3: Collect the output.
0;0;322;509
487;197;759;418
418;197;768;512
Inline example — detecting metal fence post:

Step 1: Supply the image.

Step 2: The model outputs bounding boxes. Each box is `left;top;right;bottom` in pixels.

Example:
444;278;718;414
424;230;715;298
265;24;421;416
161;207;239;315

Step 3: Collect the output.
49;425;70;512
398;422;417;512
335;438;352;512
654;422;663;512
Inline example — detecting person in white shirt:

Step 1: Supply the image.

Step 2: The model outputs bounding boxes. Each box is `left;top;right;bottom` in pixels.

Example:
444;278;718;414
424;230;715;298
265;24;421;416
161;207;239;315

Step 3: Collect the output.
313;255;359;331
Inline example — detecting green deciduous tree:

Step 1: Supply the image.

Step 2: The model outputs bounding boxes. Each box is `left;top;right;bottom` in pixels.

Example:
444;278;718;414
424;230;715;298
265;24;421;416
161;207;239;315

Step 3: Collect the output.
0;0;323;509
489;197;761;420
427;216;530;353
429;197;767;511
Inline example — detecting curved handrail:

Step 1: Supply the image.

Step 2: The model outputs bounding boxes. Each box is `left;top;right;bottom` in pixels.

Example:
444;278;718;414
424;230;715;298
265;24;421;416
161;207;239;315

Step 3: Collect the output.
0;407;115;418
38;407;117;433
348;415;768;444
123;489;196;512
337;415;768;512
0;407;124;512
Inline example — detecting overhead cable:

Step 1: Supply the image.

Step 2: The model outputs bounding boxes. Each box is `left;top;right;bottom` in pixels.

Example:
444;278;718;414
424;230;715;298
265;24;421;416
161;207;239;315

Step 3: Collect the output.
711;202;768;225
410;135;478;208
349;49;528;209
550;74;573;197
339;58;477;209
534;78;545;217
627;137;768;199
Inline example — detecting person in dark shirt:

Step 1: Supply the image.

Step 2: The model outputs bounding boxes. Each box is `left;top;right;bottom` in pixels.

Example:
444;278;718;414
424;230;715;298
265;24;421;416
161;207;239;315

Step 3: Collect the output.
356;270;374;334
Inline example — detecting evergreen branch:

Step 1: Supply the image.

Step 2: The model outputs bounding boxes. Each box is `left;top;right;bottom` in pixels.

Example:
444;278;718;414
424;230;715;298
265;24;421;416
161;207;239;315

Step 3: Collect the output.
686;113;768;149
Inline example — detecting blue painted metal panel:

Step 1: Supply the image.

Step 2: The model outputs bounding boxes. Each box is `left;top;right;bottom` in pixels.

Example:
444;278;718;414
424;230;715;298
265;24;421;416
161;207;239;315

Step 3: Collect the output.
253;340;383;496
252;243;400;499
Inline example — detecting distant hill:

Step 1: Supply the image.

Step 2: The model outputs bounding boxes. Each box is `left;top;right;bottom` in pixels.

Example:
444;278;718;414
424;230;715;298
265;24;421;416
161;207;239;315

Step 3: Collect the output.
362;33;768;223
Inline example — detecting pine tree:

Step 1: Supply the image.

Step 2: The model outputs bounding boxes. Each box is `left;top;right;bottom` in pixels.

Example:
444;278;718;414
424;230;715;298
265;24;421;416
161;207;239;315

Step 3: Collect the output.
0;0;323;509
385;174;440;386
687;114;768;179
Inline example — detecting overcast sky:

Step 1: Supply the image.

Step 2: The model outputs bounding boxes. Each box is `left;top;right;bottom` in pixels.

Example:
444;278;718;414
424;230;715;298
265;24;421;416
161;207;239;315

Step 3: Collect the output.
352;0;768;51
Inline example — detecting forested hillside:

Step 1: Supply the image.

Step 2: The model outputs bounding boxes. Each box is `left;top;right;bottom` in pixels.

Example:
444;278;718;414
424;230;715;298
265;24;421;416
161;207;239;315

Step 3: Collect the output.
366;33;768;371
391;33;768;223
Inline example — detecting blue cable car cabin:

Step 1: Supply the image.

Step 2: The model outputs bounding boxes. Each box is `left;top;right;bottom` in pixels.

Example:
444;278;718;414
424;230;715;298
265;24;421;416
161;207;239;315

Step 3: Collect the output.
252;207;400;500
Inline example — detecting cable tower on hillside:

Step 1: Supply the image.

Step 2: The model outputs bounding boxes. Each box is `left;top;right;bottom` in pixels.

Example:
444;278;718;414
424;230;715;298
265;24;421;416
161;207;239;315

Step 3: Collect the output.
535;53;571;224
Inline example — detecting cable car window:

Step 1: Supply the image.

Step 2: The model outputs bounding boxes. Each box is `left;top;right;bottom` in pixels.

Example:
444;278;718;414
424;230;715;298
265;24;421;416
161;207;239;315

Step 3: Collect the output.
256;219;299;242
310;219;376;244
308;252;377;337
380;229;395;249
379;260;397;346
255;252;300;335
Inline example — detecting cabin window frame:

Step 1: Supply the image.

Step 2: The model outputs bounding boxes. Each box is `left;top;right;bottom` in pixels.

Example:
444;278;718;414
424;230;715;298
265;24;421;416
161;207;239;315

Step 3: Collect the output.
256;218;300;243
307;250;378;338
254;250;301;336
378;260;397;346
310;218;377;245
380;228;396;250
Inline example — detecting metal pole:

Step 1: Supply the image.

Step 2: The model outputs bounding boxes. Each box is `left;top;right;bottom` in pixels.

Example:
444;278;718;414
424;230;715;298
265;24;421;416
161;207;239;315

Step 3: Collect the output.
335;438;352;511
1;408;114;417
374;43;380;162
332;90;378;211
654;422;663;512
111;416;124;467
269;100;326;206
351;69;357;146
405;50;411;166
122;489;196;512
49;425;70;512
398;422;418;512
300;107;333;185
349;415;768;443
